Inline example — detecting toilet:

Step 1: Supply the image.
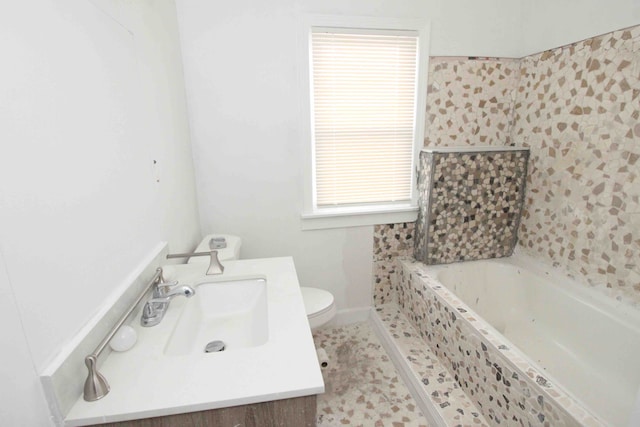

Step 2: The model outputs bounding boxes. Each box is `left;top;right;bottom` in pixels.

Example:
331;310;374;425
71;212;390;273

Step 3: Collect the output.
188;233;242;263
300;286;336;330
191;234;336;330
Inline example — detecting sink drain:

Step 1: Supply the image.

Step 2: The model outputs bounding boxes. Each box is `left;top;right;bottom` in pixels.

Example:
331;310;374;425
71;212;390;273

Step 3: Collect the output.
205;340;226;353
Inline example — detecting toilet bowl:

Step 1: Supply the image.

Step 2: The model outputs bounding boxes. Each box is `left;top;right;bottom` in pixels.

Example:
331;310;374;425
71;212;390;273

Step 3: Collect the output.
301;286;336;330
191;234;336;330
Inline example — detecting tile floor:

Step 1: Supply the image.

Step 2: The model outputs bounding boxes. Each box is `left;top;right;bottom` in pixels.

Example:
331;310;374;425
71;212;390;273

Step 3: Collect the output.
313;322;430;427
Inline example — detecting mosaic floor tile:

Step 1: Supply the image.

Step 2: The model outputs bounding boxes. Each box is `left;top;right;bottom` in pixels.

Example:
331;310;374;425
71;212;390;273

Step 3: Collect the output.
313;322;430;427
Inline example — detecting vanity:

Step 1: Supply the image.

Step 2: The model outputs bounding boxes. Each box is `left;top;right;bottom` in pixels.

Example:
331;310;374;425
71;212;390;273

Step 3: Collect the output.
93;395;317;426
41;249;324;427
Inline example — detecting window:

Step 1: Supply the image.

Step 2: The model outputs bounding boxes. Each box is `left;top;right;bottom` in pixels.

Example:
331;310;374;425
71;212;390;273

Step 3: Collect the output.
299;17;429;230
312;29;417;207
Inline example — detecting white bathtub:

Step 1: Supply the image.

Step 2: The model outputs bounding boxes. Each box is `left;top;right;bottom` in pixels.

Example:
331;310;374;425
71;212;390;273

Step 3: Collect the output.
432;255;640;427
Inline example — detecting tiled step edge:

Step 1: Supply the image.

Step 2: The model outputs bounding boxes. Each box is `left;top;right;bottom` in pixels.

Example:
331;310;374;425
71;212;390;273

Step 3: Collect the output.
370;303;489;427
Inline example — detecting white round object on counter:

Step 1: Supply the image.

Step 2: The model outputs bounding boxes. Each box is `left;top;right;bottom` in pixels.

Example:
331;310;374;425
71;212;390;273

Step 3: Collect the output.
109;325;137;352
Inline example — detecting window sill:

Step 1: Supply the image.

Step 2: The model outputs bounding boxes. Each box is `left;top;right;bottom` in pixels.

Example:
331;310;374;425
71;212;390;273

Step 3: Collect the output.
301;205;418;230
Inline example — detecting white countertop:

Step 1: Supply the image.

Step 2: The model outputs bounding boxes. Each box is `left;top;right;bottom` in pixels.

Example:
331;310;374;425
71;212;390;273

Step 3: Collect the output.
65;257;324;426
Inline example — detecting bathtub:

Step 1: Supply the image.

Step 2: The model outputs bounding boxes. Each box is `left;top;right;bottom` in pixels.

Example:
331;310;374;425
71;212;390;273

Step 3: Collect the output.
395;254;640;427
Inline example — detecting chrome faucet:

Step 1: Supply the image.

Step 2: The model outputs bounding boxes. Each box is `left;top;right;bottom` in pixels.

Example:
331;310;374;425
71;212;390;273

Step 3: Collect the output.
140;281;195;327
154;281;196;299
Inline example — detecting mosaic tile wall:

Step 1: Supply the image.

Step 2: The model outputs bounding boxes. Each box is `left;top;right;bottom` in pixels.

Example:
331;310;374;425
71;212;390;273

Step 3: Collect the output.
372;223;414;305
373;57;522;303
395;258;604;427
414;149;529;265
374;25;640;306
513;25;640;306
424;57;520;148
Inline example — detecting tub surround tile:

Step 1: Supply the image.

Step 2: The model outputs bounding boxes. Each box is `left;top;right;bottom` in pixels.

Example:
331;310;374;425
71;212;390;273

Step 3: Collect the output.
368;23;640;427
373;223;415;305
373;260;398;306
414;149;529;265
424;58;520;148
513;25;640;306
376;24;640;311
375;304;490;427
313;322;429;427
374;223;416;261
395;258;605;427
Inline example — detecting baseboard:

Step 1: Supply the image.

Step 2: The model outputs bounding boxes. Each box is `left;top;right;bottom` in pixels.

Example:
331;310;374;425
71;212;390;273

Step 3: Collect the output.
332;306;371;327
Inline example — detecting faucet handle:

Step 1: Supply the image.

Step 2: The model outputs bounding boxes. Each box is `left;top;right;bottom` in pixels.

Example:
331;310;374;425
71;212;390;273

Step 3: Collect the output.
141;300;167;327
153;280;179;297
206;250;224;275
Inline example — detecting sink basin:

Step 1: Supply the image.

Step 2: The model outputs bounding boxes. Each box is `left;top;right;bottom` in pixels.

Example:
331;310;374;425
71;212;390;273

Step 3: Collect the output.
164;278;268;356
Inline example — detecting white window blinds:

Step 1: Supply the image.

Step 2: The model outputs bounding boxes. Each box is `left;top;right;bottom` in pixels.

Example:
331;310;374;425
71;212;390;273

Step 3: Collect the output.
311;29;418;207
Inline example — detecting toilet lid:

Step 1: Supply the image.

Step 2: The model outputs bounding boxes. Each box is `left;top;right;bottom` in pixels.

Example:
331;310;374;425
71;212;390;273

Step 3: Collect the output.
301;287;334;317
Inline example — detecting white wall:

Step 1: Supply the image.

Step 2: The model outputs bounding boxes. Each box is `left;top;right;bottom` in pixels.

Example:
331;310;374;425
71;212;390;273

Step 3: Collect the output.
129;0;202;249
521;0;640;55
174;0;523;315
432;0;523;57
0;0;199;424
0;249;50;426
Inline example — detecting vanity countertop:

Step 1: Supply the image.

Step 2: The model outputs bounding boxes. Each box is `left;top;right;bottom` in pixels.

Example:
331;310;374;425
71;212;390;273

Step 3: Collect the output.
64;257;324;426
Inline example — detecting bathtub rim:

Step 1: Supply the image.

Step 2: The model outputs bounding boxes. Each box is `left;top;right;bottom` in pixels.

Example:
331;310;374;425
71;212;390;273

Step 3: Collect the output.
398;256;611;427
431;252;640;426
432;251;640;334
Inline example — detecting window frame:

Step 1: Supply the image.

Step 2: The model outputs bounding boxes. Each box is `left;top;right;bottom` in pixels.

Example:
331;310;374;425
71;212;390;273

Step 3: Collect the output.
297;15;430;230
